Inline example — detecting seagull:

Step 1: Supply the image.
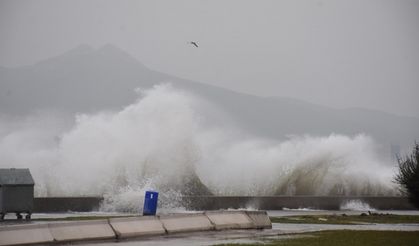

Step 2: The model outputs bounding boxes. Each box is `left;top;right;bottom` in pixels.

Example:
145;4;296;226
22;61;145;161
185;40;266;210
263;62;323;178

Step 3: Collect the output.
190;41;199;48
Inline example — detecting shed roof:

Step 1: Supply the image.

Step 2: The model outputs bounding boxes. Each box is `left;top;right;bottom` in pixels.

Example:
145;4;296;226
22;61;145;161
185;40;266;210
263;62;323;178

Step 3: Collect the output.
0;168;35;186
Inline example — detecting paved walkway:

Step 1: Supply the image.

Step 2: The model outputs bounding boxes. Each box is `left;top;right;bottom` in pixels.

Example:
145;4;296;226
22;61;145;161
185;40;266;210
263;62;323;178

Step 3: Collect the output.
81;222;419;246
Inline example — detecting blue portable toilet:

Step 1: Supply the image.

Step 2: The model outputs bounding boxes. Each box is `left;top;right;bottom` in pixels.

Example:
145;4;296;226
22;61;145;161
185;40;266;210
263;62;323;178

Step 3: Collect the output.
143;191;158;216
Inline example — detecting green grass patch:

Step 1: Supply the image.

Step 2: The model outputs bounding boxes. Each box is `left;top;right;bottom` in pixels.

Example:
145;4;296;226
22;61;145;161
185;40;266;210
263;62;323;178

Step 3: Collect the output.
215;230;419;246
270;214;419;225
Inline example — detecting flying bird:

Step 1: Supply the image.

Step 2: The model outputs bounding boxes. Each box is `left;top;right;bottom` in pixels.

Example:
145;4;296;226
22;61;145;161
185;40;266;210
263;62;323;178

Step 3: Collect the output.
190;41;199;48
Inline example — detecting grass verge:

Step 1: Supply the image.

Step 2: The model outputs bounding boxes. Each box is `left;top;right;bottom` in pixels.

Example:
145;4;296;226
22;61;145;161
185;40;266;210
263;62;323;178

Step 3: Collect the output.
215;230;419;246
270;213;419;224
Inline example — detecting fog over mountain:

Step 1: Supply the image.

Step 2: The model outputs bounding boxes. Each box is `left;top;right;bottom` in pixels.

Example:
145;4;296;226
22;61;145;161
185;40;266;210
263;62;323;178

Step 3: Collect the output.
2;1;419;210
1;44;418;153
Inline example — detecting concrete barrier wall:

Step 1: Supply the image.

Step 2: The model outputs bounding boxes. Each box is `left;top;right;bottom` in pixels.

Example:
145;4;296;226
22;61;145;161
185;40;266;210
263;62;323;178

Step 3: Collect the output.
0;224;54;246
245;211;272;229
109;216;166;238
205;211;255;230
0;211;272;245
48;220;115;243
160;213;214;233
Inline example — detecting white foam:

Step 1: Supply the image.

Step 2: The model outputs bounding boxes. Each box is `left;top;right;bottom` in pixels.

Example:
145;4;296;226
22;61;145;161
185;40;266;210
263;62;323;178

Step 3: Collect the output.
0;84;399;212
340;200;376;211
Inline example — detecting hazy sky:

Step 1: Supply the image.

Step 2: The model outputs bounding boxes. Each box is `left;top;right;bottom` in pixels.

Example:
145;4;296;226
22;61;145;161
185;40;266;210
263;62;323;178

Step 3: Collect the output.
1;0;418;117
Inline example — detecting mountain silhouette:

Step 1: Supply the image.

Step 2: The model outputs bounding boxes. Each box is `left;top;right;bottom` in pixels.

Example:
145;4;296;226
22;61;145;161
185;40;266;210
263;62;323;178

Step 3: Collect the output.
1;44;418;150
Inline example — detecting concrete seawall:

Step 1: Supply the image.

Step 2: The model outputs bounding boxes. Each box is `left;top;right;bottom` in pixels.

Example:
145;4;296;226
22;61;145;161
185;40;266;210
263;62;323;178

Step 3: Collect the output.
182;196;416;210
0;211;271;246
34;197;103;212
33;196;415;212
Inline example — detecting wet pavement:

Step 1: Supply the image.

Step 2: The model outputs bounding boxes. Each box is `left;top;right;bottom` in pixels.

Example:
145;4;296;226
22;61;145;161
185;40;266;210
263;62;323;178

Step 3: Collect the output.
81;226;304;246
81;222;419;246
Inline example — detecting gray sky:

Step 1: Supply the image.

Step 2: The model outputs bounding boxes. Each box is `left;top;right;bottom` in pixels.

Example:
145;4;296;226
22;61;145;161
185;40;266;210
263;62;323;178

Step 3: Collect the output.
1;0;418;117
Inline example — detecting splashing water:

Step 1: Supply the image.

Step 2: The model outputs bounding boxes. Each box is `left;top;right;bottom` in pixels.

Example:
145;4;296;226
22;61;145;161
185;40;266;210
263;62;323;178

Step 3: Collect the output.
340;200;376;211
0;84;398;212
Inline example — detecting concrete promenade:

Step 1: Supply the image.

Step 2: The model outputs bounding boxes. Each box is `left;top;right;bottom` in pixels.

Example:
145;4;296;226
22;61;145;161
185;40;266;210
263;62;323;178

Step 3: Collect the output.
84;223;419;246
0;210;271;246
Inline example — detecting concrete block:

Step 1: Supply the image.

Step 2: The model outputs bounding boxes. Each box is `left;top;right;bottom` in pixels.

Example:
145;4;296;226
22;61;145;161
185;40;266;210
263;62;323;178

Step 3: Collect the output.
0;224;54;246
205;211;255;230
160;213;214;233
245;211;272;229
109;216;166;238
49;219;115;242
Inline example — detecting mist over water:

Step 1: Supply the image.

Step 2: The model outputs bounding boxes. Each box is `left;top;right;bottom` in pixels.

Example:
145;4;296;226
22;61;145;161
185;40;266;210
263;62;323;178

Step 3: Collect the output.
0;84;398;212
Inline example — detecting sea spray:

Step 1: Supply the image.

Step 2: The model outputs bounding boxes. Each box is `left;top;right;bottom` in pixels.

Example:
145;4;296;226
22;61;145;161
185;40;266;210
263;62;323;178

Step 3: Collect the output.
0;84;399;212
197;132;395;196
340;200;376;211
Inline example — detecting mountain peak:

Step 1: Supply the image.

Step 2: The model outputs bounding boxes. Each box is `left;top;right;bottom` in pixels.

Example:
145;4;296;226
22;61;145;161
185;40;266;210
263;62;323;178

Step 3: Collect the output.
96;44;135;60
98;43;120;52
67;44;94;54
31;43;146;70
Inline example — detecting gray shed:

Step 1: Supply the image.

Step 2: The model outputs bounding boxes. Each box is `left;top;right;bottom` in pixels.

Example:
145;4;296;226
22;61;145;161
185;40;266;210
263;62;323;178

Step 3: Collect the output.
0;168;34;220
